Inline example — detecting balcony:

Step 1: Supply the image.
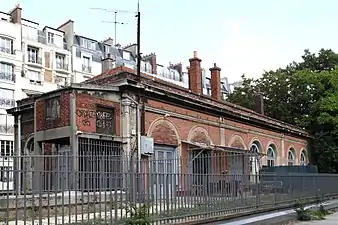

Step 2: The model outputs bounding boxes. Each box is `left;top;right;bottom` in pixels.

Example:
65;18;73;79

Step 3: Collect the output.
0;97;15;108
56;63;69;73
27;56;43;67
0;47;13;55
0;72;15;82
0;124;14;134
82;65;92;73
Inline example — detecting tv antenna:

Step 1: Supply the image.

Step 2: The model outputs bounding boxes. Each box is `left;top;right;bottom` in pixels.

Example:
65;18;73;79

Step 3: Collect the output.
90;8;131;46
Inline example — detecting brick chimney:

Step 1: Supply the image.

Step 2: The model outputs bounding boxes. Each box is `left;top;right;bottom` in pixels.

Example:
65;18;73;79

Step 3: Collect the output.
10;4;22;24
253;92;264;115
101;53;114;73
210;63;221;101
189;51;202;94
143;53;157;74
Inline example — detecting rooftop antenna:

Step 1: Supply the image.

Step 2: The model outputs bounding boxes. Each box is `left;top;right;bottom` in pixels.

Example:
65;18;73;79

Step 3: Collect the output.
90;7;131;46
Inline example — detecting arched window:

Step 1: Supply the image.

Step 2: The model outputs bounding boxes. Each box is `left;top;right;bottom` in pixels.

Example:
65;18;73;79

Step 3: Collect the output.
267;145;276;167
288;148;295;166
300;150;307;165
250;141;261;173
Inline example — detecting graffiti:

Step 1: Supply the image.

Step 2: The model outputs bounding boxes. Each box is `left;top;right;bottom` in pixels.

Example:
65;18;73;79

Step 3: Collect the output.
76;109;113;129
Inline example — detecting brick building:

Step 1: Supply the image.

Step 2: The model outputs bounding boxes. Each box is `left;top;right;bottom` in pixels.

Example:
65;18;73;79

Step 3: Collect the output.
7;51;309;194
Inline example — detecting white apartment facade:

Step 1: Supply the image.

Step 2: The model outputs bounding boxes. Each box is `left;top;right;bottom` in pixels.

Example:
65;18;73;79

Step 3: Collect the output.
0;5;72;176
58;20;103;83
0;10;22;157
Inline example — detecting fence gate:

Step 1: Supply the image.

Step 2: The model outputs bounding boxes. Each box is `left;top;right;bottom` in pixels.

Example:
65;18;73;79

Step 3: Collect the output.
56;144;72;191
78;138;123;191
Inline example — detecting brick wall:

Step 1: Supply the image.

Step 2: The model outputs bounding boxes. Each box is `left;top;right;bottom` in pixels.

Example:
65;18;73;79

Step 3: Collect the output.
36;93;70;131
75;93;121;135
145;99;307;164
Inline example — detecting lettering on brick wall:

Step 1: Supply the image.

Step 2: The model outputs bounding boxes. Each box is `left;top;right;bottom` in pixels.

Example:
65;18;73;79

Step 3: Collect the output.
96;111;113;128
76;109;113;129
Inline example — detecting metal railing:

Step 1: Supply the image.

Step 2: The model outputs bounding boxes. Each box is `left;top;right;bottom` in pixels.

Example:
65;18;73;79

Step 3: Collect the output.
0;72;15;82
0;124;14;134
56;63;69;71
82;65;92;73
28;56;42;65
0;97;15;108
0;47;13;55
1;153;337;225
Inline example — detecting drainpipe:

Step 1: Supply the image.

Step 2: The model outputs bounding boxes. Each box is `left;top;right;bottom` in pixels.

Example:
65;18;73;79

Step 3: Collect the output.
124;95;142;199
16;115;22;193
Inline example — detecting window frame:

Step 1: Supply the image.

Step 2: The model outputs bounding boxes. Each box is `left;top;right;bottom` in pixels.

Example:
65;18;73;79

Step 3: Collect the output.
47;32;54;44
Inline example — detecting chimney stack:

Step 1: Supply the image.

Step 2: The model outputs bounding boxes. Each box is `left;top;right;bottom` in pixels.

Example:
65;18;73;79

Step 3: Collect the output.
188;51;202;94
10;4;22;24
144;53;157;74
253;92;264;115
210;63;221;101
101;53;114;73
170;63;183;75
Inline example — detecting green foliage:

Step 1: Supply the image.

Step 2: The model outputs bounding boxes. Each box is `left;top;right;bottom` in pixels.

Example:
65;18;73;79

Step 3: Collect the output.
227;48;338;172
122;203;154;225
294;198;329;221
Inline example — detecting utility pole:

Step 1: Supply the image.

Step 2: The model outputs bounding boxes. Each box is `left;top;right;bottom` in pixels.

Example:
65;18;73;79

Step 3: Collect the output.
90;8;130;45
136;1;141;82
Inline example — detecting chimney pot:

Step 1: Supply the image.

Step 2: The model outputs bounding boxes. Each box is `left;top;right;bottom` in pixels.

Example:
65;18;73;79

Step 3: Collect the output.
210;63;222;101
188;51;202;94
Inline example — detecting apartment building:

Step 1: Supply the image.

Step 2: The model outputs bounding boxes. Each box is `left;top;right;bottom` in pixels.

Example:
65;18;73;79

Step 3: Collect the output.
21;19;71;96
0;5;72;163
0;7;22;152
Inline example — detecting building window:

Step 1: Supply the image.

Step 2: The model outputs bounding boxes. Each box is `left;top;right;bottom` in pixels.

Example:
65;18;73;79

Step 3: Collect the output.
0;140;14;157
288;149;295;166
81;38;96;50
0;36;13;54
96;106;115;135
46;97;61;120
122;51;131;61
104;45;110;53
82;56;91;73
0;62;15;82
27;46;41;64
250;141;261;175
300;150;307;165
0;88;14;108
47;32;54;44
0;114;14;134
56;53;68;70
267;145;276;167
26;70;42;83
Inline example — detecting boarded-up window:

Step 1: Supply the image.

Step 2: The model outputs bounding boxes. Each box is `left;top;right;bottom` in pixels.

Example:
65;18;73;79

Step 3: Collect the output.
96;106;115;135
46;97;60;121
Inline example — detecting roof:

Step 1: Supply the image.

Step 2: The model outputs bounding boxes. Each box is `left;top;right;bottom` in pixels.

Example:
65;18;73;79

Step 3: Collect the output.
85;66;309;138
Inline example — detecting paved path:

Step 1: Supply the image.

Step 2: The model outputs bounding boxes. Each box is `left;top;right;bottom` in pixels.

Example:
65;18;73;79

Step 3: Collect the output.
296;212;338;225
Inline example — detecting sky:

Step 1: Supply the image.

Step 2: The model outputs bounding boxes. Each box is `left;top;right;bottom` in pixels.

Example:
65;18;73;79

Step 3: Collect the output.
3;0;338;83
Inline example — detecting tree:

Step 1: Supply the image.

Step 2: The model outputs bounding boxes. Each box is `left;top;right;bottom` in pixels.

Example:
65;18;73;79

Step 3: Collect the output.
227;49;338;172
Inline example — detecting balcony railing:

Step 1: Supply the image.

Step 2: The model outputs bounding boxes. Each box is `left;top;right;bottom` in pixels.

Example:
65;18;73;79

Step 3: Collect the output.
56;63;69;71
28;56;42;65
0;97;15;108
0;47;13;54
0;72;15;82
0;124;14;134
82;65;92;73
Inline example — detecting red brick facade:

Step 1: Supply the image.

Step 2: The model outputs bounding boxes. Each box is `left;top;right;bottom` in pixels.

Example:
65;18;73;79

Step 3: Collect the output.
145;99;307;165
36;93;70;131
75;93;121;135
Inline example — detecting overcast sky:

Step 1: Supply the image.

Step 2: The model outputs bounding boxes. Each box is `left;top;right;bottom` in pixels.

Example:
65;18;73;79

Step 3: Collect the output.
3;0;338;82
